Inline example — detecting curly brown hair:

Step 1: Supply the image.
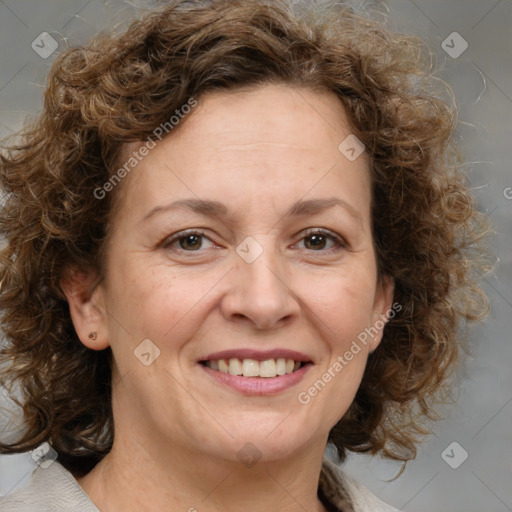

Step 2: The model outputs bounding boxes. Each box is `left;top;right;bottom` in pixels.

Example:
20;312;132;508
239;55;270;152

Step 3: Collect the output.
0;0;489;477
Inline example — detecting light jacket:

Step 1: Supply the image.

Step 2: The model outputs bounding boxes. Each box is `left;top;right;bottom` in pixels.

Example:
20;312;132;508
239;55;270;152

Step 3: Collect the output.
0;457;400;511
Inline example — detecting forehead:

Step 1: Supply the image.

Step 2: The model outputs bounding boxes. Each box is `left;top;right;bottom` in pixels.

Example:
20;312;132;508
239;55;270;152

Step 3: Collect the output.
167;84;358;151
115;84;371;224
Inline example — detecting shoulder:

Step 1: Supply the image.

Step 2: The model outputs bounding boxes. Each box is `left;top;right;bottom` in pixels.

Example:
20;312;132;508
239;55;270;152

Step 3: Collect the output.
320;457;400;512
0;461;98;512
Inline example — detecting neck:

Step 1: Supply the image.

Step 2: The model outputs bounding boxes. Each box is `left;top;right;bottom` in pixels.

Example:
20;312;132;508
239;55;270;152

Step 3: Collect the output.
76;434;330;512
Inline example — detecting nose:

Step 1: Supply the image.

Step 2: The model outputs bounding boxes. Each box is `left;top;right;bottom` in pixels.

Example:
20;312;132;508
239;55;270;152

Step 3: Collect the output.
220;245;300;330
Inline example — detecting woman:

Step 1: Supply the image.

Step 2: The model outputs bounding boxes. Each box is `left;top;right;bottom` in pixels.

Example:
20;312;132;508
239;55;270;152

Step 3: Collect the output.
0;0;489;510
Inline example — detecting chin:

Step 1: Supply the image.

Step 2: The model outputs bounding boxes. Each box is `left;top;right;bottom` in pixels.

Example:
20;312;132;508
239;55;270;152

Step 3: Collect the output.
206;422;319;466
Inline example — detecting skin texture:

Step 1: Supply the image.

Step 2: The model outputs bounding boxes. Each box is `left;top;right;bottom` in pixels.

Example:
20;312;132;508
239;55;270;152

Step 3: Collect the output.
62;84;394;512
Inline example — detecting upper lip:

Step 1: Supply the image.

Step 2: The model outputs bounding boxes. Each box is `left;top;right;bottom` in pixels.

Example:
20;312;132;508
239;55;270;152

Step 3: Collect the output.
200;349;313;363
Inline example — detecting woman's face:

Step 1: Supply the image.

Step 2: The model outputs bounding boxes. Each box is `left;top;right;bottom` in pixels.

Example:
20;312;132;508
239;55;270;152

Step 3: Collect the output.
77;84;393;464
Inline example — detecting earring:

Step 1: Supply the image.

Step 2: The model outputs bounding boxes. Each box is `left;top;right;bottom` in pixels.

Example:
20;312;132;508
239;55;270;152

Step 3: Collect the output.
88;331;97;340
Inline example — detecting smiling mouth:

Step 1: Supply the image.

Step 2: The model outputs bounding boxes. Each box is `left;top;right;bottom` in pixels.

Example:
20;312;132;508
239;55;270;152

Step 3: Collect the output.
200;358;308;378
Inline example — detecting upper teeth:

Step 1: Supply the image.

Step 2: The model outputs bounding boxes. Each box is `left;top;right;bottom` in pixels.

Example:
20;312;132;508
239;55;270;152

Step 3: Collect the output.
206;358;301;378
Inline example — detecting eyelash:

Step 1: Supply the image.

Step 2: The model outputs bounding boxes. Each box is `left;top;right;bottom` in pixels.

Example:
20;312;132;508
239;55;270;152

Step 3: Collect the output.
162;228;347;254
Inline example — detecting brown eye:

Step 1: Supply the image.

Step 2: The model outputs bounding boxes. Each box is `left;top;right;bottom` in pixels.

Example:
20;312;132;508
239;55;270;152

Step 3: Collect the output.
304;233;329;250
179;234;203;251
163;230;214;252
298;229;344;252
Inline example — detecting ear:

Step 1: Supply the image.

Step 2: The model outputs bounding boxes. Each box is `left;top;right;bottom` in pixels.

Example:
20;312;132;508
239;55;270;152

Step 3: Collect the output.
368;275;395;352
60;265;110;351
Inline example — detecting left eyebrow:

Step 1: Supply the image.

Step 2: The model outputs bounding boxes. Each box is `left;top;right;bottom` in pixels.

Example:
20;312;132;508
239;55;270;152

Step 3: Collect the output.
285;197;363;228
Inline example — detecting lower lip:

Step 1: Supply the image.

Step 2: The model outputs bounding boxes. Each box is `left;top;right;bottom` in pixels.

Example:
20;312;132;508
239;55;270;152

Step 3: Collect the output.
200;363;312;396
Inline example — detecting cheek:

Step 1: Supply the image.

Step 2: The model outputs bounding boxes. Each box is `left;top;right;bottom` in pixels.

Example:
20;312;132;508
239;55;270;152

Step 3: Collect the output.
298;274;375;427
105;260;224;351
307;266;378;350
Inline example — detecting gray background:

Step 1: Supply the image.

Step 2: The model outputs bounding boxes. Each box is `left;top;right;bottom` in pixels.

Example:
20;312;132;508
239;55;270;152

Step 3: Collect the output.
0;1;511;511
